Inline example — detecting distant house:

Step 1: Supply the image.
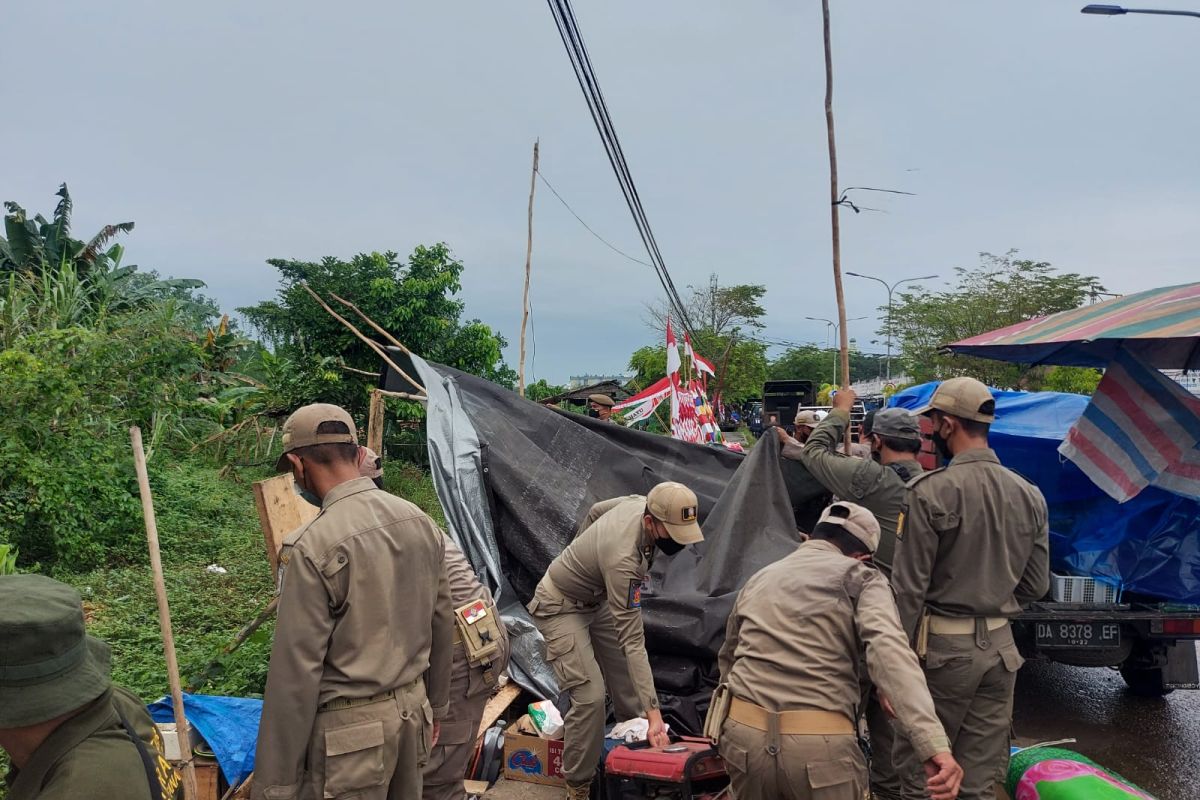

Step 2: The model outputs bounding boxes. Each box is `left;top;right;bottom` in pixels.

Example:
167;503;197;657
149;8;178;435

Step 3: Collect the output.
542;380;633;407
566;373;635;390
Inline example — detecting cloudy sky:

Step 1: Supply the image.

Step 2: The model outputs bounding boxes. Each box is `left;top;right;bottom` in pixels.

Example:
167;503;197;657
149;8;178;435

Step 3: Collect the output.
6;2;1198;383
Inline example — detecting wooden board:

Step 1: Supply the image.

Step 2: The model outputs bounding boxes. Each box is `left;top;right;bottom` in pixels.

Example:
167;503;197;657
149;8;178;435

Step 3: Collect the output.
252;473;320;574
476;682;522;738
193;761;220;800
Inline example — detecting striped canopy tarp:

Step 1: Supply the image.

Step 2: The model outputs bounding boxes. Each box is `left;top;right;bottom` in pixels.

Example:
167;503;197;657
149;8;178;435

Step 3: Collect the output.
947;282;1200;370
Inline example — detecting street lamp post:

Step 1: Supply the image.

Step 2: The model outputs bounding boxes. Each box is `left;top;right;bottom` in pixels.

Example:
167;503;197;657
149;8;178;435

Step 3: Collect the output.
1081;4;1200;18
806;315;866;386
845;272;938;381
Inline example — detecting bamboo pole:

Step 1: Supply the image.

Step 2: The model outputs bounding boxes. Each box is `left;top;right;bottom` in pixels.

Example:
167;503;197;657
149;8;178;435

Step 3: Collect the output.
130;426;199;800
328;292;414;356
518;139;539;397
367;388;385;454
821;0;852;455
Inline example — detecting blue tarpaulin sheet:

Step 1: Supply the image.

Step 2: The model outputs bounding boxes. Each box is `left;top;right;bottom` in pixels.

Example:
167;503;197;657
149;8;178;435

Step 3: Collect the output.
891;382;1200;603
148;693;262;787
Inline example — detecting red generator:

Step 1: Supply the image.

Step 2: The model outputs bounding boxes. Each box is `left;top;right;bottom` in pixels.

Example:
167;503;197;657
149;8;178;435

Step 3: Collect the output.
603;736;728;800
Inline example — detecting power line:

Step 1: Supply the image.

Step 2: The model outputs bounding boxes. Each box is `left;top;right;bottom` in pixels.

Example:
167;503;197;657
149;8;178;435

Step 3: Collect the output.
536;170;653;268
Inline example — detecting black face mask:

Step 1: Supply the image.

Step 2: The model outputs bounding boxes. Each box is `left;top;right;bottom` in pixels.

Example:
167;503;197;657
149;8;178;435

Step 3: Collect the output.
372;477;384;490
931;427;953;461
654;536;685;556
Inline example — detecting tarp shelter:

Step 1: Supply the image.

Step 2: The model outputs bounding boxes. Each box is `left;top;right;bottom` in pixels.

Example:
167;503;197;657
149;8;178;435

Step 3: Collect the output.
891;383;1200;603
391;352;831;729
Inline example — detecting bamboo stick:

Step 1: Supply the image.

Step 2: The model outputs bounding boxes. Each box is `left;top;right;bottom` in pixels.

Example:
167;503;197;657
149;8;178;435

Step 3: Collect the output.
328;291;414;356
367;388;385;454
130;426;199;800
518;139;539;397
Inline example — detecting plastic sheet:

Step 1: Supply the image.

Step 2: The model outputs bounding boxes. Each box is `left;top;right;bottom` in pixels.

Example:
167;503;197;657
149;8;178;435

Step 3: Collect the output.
1006;747;1157;799
891;383;1200;603
148;693;261;787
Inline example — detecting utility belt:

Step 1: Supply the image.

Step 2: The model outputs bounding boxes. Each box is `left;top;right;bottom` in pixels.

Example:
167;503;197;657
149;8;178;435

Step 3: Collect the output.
318;688;396;713
454;595;504;687
703;685;854;745
915;611;1009;658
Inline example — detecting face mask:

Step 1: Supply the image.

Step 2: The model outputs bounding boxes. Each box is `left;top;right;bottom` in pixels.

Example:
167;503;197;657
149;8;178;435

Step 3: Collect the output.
292;462;322;507
654;536;685;556
931;423;953;461
869;436;882;463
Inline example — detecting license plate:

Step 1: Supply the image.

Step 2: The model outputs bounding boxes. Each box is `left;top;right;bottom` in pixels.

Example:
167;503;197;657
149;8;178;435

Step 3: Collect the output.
1035;621;1121;649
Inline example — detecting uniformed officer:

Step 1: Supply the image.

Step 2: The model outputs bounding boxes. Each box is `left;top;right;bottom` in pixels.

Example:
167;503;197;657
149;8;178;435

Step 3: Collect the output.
776;388;925;799
588;393;616;421
357;445;384;489
253;404;454;800
0;574;180;800
528;482;705;800
712;502;962;800
891;377;1050;800
793;409;822;443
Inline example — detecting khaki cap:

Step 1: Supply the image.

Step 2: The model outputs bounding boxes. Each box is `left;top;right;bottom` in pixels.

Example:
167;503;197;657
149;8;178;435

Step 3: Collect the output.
871;408;921;441
274;403;358;471
646;482;704;545
358;446;383;479
795;409;822;427
817;501;881;554
588;394;615;408
911;377;996;423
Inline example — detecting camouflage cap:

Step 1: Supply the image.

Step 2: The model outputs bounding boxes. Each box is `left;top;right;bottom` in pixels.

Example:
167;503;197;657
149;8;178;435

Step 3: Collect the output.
646;481;704;545
274;403;358;471
817;500;881;553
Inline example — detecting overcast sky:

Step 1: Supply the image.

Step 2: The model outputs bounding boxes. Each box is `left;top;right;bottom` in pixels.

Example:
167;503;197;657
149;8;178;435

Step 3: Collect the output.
6;2;1198;383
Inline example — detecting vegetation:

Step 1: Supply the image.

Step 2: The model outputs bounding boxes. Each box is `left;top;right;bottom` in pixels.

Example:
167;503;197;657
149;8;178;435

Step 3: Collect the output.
767;345;887;386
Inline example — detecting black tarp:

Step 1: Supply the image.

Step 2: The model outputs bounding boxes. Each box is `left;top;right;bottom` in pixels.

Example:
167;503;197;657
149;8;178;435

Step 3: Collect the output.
405;356;831;730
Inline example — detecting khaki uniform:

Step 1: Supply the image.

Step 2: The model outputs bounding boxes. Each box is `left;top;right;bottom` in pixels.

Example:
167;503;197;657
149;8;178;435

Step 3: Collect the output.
783;407;923;798
254;477;454;800
891;448;1050;800
5;686;180;800
422;535;511;800
716;540;949;800
528;497;659;786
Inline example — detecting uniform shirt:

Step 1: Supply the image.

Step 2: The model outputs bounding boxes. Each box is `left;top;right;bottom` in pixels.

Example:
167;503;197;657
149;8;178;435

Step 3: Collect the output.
718;540;950;763
5;686;179;800
539;496;659;712
576;495;643;535
255;477;454;798
892;448;1051;640
783;408;923;575
442;533;510;681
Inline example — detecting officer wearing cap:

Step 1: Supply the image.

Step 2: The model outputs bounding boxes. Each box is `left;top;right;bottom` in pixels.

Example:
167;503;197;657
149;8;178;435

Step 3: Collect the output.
528;482;705;800
0;574;180;800
357;445;384;489
891;377;1050;800
775;388;925;799
711;502;962;800
588;393;616;422
792;409;822;443
254;403;454;800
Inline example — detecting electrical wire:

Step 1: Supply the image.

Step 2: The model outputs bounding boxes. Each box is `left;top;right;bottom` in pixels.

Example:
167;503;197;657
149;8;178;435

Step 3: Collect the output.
536;170;653;268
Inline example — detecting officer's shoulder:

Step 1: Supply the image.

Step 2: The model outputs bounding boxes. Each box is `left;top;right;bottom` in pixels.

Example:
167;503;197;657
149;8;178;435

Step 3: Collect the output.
1002;465;1039;488
905;467;945;490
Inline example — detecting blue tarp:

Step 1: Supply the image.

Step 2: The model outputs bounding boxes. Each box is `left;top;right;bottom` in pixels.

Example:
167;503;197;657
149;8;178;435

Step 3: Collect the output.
148;693;262;787
891;383;1200;603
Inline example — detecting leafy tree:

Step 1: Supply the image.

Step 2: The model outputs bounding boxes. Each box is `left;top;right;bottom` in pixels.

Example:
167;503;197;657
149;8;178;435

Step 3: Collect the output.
238;244;515;416
1042;366;1102;395
525;379;565;402
768;345;886;386
886;252;1104;388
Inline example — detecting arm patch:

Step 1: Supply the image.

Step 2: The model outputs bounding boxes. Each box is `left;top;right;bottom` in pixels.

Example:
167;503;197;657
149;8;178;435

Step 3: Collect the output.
627;578;643;609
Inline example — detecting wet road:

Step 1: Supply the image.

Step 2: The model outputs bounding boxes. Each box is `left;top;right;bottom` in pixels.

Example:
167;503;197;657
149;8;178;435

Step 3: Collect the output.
1013;648;1199;800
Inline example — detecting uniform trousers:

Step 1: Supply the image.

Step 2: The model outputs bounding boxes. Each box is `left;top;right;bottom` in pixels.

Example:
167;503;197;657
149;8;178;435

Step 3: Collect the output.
717;718;867;800
302;680;431;800
893;623;1022;800
865;688;902;800
421;645;491;800
532;603;642;786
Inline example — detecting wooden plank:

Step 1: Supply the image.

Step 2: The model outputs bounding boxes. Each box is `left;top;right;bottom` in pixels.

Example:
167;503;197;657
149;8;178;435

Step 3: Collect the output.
253;473;319;573
367;388;385;455
193;762;220;800
477;682;522;739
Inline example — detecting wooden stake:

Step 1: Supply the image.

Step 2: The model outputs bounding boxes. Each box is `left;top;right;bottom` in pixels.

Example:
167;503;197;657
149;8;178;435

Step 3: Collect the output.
367;388;385;455
518;139;539;397
821;0;852;455
130;426;199;800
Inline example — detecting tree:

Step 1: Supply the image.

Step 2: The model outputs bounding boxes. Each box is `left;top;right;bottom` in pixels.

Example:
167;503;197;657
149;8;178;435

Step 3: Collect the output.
1042;366;1102;395
525;379;565;402
768;345;886;386
238;244;514;416
886;252;1105;388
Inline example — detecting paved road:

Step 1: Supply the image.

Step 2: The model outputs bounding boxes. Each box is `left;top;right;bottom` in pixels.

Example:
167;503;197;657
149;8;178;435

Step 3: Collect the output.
1013;650;1199;799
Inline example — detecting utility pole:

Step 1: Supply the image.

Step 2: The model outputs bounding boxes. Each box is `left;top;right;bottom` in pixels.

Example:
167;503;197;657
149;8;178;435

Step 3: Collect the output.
518;139;539;397
846;272;938;380
821;0;850;397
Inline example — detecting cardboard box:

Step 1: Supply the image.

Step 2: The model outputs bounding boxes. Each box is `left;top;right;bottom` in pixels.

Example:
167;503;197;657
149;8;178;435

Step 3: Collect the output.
502;723;565;786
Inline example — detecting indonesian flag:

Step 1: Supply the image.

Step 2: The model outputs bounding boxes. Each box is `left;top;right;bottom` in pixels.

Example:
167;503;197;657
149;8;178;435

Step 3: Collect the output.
666;319;682;381
684;334;717;378
613;377;672;425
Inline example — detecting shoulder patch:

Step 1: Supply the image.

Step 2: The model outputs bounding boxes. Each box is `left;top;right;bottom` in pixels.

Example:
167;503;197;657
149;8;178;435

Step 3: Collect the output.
627;578;643;609
905;466;945;490
895;510;906;542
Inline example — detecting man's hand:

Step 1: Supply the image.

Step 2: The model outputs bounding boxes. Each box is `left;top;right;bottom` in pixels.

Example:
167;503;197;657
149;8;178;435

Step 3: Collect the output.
923;752;963;800
774;426;797;447
646;708;670;749
878;692;897;719
431;720;441;748
832;387;857;413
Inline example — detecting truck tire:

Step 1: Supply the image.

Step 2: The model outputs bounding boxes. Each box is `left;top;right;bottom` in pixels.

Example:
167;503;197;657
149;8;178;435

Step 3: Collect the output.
1120;663;1173;697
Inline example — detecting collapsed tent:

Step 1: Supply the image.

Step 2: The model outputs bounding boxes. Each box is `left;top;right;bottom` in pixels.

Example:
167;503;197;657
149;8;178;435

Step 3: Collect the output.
891;383;1200;604
401;354;831;728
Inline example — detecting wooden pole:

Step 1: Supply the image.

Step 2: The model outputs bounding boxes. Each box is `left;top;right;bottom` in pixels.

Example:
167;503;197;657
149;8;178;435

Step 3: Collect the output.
821;0;852;455
518;139;539;397
367;388;385;455
130;426;199;800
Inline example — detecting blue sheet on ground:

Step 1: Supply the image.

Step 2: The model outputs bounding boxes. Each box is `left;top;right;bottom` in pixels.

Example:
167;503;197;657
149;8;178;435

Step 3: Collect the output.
891;382;1200;603
148;693;261;787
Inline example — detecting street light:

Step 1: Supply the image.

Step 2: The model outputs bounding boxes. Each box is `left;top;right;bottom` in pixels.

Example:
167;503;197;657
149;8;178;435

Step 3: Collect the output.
806;315;867;386
844;272;938;381
1081;4;1200;18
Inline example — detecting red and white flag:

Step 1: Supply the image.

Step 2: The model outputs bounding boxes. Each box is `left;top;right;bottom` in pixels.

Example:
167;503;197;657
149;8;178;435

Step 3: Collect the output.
613;377;672;425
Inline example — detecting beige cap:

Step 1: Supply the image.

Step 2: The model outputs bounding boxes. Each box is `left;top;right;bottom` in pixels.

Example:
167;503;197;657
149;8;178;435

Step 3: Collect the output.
274;403;358;471
817;500;881;553
795;409;822;427
588;394;615;408
911;377;995;423
646;482;704;545
358;446;383;479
